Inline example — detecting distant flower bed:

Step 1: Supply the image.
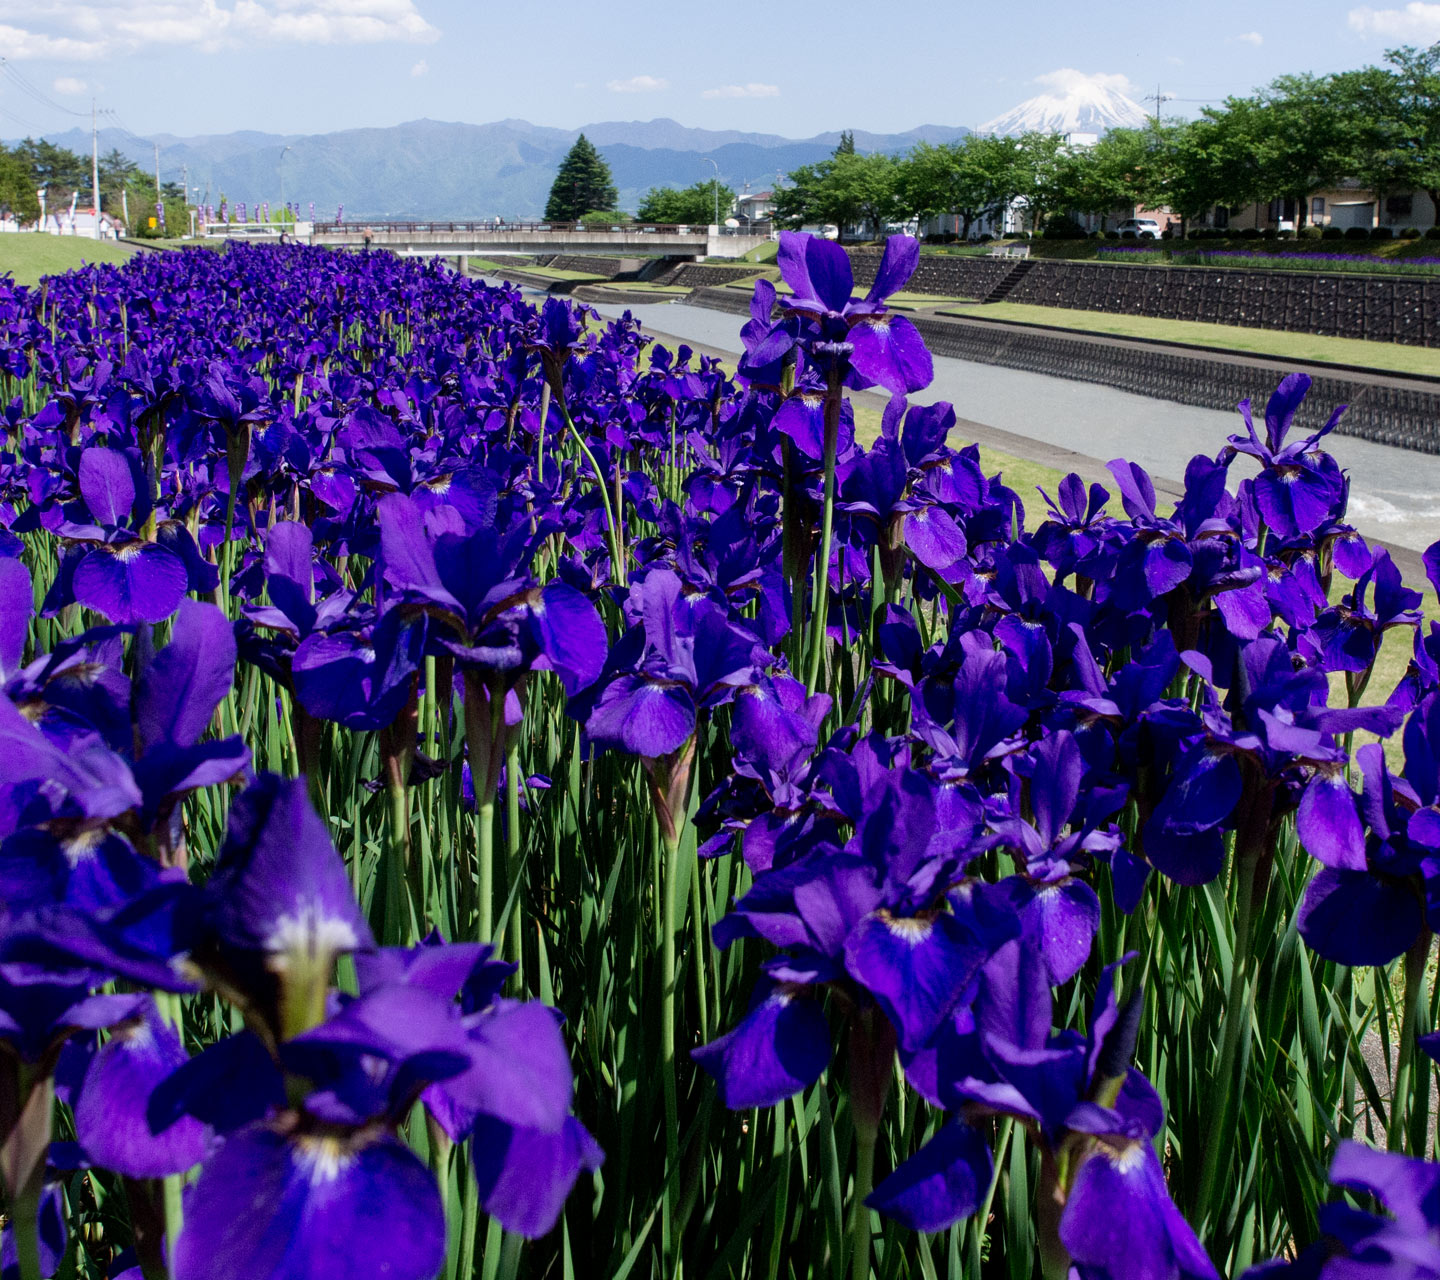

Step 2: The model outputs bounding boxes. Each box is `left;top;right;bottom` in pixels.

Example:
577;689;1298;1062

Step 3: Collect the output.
1097;245;1440;275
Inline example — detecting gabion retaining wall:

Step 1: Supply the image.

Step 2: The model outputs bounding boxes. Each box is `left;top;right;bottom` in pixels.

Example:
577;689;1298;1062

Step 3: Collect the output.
685;287;1440;454
910;315;1440;452
664;264;766;288
844;250;1440;347
848;251;1014;299
532;254;625;277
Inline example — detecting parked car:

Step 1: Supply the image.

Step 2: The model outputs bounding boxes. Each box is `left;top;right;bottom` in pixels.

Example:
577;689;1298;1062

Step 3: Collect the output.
1117;218;1163;239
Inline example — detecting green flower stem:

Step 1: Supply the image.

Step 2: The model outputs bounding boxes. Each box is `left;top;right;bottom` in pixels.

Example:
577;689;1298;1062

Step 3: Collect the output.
688;860;709;1047
805;376;842;695
846;1008;894;1280
505;743;524;986
154;991;187;1263
163;1172;185;1272
464;677;504;944
11;1172;42;1280
535;380;551;486
660;828;683;1265
556;398;626;587
1035;1148;1070;1280
477;797;496;945
457;1163;479;1280
497;1232;524;1280
1196;791;1270;1230
1387;926;1433;1154
386;774;413;947
967;1116;1013;1277
849;1122;876;1280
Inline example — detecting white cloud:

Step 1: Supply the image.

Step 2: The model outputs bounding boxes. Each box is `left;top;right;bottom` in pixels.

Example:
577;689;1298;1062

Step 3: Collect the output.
1348;3;1440;37
410;58;427;76
702;82;780;99
1232;30;1263;44
606;74;667;93
52;75;88;94
1033;68;1138;97
0;0;439;59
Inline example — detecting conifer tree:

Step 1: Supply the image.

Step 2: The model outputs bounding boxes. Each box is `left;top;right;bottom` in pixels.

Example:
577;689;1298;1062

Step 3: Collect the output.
544;134;618;221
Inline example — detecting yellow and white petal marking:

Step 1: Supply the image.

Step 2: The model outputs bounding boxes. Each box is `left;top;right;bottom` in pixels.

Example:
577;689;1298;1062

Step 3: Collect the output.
265;898;360;972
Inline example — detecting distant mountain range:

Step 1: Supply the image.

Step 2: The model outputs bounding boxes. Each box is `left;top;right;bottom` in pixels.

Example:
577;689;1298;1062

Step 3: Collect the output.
11;118;973;220
12;82;1152;220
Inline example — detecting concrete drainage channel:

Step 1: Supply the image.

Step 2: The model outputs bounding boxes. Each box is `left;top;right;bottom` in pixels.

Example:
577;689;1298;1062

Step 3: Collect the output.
678;285;1440;455
478;266;1440;455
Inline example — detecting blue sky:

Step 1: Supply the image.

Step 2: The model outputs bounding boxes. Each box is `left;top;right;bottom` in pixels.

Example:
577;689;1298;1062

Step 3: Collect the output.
0;0;1437;141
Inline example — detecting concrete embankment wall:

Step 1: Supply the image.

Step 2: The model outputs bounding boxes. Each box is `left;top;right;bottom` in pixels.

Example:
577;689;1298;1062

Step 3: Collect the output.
847;250;1440;348
686;285;1440;454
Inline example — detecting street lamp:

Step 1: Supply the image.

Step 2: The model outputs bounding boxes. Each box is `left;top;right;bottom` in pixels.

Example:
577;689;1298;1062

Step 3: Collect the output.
279;145;293;208
702;157;719;227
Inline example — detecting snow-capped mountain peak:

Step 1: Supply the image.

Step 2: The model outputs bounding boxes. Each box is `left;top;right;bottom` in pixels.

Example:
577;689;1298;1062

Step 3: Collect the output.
977;70;1150;137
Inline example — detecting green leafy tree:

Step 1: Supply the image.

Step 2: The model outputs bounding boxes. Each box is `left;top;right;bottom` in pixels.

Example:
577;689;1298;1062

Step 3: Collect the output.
1241;75;1354;227
13;138;88;201
833;130;855;157
778;152;902;240
544;134;618;222
1012;132;1067;236
820;151;900;239
1336;47;1440;221
773;162;826;229
0;148;40;224
896;138;1006;239
636;181;736;224
98;148;140;208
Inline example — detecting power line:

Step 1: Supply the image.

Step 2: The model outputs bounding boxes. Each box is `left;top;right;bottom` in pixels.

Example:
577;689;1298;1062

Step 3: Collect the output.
0;59;88;118
0;103;44;132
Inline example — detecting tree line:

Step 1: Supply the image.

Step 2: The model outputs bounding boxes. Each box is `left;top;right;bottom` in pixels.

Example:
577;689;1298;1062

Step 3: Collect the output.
0;138;188;236
769;44;1440;238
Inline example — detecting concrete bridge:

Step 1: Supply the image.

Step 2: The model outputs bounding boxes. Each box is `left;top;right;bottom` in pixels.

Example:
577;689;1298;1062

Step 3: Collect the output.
304;220;770;261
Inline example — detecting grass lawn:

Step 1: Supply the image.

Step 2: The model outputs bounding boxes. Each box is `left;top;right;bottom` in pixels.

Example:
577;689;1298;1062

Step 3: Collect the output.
0;234;139;286
943;301;1440;378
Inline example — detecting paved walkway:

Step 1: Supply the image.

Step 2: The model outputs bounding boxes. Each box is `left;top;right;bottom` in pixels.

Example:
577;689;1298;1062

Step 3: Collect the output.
591;300;1440;565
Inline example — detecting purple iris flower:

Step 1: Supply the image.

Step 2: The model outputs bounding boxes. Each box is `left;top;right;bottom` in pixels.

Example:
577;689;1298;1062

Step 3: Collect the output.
49;448;188;624
741;233;934;396
983;731;1121;985
887;951;1215;1278
0;964;151;1237
57;994;209;1178
1220;373;1348;542
1241;1142;1439;1280
0;599;246;947
141;777;600;1273
698;673;835;872
581;567;766;839
1303;548;1421;675
1298;708;1440;965
695;766;1009;1109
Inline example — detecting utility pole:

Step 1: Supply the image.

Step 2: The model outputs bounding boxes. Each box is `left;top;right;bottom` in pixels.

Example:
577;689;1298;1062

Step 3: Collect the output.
154;143;160;197
1144;84;1174;126
91;98;100;241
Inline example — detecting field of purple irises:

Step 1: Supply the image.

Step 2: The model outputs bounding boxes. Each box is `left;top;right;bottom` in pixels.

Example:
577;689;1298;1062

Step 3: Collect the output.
0;232;1435;1280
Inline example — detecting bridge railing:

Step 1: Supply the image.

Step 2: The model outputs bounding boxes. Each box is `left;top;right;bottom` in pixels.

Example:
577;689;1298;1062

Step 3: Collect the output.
310;221;718;236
